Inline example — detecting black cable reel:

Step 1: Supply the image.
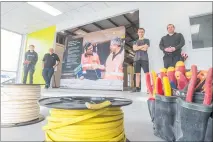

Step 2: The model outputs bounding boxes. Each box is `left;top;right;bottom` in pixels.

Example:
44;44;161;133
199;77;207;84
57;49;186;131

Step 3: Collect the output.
39;96;132;109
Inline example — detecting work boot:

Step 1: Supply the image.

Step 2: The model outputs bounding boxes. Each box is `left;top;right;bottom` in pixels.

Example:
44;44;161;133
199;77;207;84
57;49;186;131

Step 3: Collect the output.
44;84;49;89
131;87;141;93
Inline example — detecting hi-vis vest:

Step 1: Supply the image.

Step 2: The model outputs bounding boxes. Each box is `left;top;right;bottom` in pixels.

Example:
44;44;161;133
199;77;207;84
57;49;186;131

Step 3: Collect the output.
81;53;101;72
104;51;124;80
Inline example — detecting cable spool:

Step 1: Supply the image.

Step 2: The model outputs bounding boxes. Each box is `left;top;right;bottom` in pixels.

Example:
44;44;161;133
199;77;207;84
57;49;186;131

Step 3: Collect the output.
39;96;132;142
1;84;45;127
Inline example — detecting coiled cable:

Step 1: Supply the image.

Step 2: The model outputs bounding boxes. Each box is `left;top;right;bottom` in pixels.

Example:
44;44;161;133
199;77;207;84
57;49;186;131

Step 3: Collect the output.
43;101;126;142
1;85;41;124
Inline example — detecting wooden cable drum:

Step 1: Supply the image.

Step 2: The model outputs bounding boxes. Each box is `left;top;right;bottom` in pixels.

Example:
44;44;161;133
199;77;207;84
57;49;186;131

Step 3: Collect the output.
1;84;44;126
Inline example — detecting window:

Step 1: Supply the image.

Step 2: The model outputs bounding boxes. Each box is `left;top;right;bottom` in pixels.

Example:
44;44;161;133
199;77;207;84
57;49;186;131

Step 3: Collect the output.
1;29;22;83
190;13;212;49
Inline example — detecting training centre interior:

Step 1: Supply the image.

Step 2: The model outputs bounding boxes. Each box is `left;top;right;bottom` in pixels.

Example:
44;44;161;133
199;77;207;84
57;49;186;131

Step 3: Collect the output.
1;1;213;142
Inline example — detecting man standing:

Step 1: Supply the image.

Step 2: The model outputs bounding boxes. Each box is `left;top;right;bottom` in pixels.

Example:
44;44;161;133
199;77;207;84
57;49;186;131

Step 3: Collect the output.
132;28;150;92
159;24;185;68
104;37;124;80
23;45;38;84
42;48;60;89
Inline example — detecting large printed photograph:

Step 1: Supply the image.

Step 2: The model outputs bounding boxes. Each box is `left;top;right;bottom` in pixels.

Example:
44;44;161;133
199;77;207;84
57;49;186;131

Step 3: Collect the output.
60;26;126;90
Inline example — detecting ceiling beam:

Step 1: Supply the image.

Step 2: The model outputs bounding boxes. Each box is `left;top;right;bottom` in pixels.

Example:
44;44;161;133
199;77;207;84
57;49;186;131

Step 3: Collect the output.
126;32;135;41
124;57;134;64
107;18;135;42
107;18;119;27
78;27;90;33
125;43;135;56
128;39;135;43
126;23;139;29
124;57;133;63
125;43;133;49
93;23;104;30
64;30;76;36
123;15;138;32
126;42;134;48
57;32;65;36
125;49;134;57
126;25;133;30
72;28;80;33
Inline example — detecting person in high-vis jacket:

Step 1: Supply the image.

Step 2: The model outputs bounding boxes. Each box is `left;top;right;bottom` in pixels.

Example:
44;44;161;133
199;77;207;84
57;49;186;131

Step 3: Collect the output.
104;38;124;80
80;42;104;80
23;45;38;84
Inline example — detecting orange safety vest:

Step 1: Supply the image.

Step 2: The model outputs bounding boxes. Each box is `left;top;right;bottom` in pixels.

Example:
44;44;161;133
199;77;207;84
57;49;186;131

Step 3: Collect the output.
81;53;101;72
104;51;124;80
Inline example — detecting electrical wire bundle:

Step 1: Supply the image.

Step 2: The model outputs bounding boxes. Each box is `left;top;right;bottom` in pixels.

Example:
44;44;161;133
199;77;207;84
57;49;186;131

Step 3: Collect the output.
43;101;126;142
1;85;41;124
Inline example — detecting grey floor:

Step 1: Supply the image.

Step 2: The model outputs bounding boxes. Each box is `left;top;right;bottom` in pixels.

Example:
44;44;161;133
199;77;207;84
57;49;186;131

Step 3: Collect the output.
1;89;163;141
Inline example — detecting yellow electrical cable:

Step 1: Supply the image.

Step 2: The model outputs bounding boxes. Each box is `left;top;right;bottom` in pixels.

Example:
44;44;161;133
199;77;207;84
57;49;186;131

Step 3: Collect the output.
43;101;127;142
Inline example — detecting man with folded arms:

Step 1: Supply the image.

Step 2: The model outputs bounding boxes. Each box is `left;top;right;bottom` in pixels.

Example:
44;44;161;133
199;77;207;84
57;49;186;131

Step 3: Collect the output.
132;28;150;92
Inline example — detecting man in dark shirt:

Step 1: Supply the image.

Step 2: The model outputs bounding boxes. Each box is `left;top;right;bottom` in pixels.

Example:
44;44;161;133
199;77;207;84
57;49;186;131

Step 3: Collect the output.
23;45;38;84
42;48;60;89
159;24;185;68
132;28;150;92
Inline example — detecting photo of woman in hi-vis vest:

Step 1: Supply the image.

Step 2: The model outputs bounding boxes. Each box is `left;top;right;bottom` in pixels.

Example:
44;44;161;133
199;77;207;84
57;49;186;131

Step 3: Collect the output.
80;42;105;80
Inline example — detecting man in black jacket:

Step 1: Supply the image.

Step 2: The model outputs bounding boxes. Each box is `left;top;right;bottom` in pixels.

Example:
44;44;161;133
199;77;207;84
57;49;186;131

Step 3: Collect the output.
159;24;185;68
23;45;38;84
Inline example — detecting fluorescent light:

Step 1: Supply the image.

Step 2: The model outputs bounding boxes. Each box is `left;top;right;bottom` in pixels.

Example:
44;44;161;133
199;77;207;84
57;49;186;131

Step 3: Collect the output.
27;2;62;16
191;24;200;34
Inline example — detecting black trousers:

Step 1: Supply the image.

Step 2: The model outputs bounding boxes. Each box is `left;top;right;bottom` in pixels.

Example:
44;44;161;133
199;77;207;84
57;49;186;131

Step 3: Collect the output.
23;64;35;84
163;53;183;68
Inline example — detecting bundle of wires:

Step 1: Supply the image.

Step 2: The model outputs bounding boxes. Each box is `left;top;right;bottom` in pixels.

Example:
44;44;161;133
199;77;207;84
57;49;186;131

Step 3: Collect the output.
43;101;126;142
1;85;41;124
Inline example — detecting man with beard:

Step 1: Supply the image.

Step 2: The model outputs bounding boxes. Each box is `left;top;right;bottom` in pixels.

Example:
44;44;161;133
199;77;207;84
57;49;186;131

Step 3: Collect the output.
104;37;124;80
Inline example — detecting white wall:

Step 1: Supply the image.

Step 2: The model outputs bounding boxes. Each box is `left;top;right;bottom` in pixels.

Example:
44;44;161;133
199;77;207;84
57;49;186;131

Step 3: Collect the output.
16;35;27;83
56;2;212;92
138;2;212;92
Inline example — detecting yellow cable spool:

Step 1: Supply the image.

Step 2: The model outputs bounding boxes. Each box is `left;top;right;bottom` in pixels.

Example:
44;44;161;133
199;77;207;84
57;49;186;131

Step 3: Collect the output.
39;97;132;142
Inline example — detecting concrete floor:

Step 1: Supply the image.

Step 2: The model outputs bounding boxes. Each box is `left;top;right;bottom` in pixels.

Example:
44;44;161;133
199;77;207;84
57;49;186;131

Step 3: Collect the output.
1;89;163;141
